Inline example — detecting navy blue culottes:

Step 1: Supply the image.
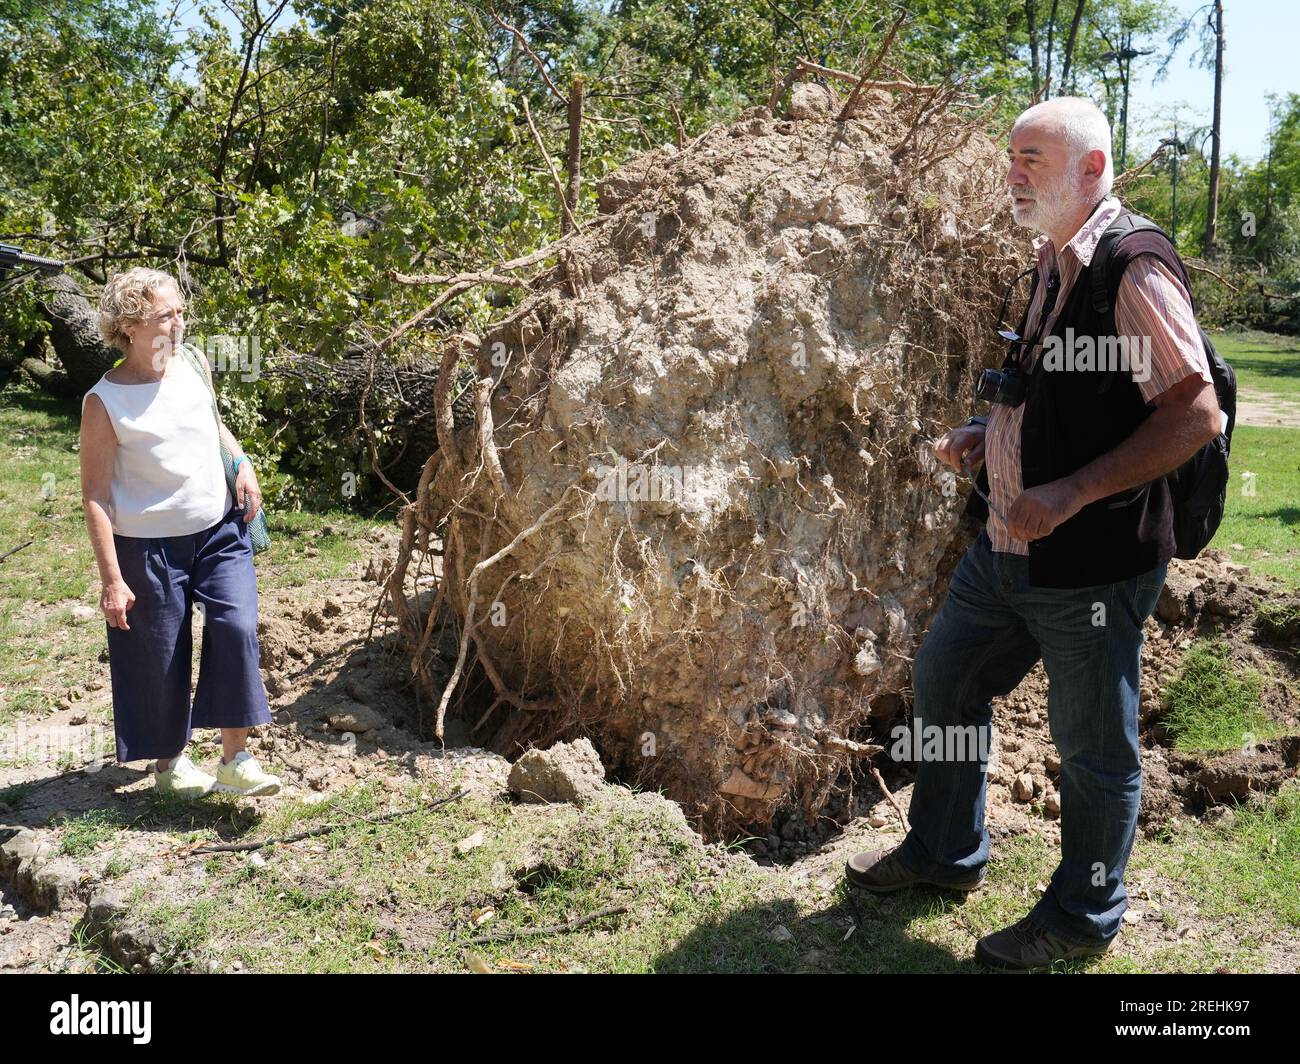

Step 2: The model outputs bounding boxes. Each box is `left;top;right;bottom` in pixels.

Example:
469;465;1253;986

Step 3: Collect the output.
105;503;271;762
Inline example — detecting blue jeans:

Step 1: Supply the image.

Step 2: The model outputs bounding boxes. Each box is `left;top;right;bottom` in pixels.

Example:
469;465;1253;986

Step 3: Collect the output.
894;529;1167;945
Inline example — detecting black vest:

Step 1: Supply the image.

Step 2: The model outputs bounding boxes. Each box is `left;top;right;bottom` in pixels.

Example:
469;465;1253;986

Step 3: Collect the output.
968;210;1185;588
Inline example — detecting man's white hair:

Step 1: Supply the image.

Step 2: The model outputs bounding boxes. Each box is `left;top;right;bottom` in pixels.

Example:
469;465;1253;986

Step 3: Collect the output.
1011;97;1115;198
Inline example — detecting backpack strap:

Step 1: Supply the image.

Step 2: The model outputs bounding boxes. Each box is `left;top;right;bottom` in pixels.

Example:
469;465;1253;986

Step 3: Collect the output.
1089;211;1187;330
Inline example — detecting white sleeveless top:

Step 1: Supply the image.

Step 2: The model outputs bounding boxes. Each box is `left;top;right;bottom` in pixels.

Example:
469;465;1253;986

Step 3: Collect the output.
81;354;233;538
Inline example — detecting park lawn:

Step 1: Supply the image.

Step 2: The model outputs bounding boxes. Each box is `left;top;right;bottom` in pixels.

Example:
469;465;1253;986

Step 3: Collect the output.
1212;330;1300;401
1203;332;1299;587
1213;424;1300;587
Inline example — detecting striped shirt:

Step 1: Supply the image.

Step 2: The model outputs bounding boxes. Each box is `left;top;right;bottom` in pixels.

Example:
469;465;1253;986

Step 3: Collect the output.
984;196;1214;555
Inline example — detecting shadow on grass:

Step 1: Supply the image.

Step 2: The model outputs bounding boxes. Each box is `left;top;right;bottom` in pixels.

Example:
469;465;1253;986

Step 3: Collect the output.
652;883;1104;974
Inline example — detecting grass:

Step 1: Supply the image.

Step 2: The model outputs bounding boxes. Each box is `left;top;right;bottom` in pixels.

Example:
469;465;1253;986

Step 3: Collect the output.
125;782;775;974
1204;331;1300;587
1145;783;1300;933
56;807;131;857
1212;424;1300;586
110;774;1300;974
1162;639;1283;753
1212;330;1300;401
1255;598;1300;643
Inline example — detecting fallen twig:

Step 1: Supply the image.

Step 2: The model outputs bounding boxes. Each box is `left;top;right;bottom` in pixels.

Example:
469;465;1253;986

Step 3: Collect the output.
1183;258;1241;292
0;540;34;563
869;762;909;832
462;902;630;945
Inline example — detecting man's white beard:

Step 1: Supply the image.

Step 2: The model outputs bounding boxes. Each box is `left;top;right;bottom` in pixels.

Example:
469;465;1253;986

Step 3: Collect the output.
1010;169;1085;235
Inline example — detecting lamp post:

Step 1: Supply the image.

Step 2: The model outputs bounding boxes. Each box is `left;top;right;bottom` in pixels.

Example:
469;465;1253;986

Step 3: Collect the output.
1100;35;1155;171
1159;130;1189;244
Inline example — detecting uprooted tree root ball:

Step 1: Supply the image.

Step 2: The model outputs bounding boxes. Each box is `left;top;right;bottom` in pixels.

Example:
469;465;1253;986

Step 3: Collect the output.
387;81;1025;838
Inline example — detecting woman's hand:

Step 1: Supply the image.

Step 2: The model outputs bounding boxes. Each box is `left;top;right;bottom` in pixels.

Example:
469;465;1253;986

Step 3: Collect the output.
235;460;262;522
102;579;136;630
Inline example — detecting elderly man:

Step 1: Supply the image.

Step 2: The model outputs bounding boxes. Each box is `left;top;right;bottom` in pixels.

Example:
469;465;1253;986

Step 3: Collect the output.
844;98;1223;970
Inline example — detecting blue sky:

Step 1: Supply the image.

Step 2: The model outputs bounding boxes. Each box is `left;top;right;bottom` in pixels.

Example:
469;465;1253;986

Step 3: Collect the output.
172;0;1291;164
1128;0;1297;164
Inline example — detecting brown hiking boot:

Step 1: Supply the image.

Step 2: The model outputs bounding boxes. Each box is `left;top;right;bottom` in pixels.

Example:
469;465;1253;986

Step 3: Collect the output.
975;915;1112;971
844;843;986;893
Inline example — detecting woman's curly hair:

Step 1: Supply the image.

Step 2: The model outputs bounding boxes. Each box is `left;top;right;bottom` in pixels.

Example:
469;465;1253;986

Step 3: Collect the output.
97;267;185;353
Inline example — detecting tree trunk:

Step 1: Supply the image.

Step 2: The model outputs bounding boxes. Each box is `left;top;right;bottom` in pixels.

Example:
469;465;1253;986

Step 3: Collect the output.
33;272;118;395
1044;0;1061;97
1025;0;1042;100
1058;0;1087;93
1204;0;1224;258
563;75;584;236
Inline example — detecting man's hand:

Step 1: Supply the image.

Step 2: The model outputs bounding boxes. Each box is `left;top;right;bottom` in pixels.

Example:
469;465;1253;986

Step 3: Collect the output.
933;423;986;472
1005;477;1087;541
235;462;262;523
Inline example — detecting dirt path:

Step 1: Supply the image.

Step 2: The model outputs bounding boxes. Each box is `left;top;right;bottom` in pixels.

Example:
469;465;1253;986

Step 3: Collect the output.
1236;394;1300;429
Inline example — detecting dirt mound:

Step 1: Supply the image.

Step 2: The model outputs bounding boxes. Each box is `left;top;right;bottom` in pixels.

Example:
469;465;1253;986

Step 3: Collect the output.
391;83;1023;836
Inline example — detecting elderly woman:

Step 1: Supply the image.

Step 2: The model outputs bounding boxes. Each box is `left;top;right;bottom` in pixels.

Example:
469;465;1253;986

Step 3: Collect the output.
79;267;280;798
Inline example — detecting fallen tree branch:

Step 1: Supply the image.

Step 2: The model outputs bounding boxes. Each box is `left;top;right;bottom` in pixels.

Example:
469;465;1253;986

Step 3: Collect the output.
1183;258;1241;292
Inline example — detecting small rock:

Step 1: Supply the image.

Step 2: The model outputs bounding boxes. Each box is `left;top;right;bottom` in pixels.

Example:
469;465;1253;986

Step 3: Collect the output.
455;830;486;855
1012;772;1035;801
767;924;794;943
507;738;607;809
1155;584;1185;624
327;705;385;734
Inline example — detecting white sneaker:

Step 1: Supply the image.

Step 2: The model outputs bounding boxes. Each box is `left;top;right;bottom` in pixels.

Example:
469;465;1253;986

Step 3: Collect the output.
212;751;282;796
153;753;217;799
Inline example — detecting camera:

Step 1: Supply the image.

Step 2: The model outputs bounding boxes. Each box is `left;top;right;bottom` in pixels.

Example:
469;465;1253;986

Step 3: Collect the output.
976;365;1027;406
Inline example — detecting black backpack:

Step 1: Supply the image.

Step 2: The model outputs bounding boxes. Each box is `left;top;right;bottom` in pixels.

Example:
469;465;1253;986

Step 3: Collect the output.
1089;213;1237;560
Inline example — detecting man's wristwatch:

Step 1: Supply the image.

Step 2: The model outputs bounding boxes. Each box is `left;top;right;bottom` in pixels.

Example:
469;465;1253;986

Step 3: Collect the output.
963;415;989;428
